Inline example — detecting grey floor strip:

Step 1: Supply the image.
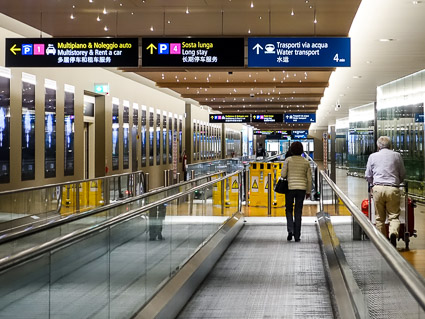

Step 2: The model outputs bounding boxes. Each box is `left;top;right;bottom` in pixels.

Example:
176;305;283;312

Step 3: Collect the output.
178;224;334;319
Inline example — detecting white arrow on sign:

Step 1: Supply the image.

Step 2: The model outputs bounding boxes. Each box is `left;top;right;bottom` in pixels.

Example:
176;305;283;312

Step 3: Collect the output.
252;43;263;55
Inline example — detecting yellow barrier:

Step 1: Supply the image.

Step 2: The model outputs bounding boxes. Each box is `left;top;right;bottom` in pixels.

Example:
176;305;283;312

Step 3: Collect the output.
272;162;285;207
225;175;239;207
249;162;285;207
212;174;222;206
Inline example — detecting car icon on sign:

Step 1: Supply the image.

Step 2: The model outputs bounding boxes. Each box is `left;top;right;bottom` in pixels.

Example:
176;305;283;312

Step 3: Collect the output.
264;44;275;54
46;44;56;55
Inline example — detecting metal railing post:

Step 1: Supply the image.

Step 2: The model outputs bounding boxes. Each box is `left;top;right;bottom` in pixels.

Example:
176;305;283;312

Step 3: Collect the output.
145;173;150;192
103;178;110;205
221;177;225;216
164;170;169;187
267;173;272;216
75;183;80;212
190;170;195;180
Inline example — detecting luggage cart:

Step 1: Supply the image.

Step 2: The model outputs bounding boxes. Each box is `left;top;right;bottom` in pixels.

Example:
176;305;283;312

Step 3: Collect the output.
363;183;417;249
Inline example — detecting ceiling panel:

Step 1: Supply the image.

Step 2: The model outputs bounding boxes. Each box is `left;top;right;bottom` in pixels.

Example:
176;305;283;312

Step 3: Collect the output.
1;0;364;131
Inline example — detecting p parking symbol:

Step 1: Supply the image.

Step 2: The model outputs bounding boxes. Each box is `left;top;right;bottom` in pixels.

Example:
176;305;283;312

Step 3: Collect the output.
158;43;169;54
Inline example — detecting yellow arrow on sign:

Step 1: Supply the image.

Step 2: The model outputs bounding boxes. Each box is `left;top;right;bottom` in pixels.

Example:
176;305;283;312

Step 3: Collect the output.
10;44;21;55
146;43;157;54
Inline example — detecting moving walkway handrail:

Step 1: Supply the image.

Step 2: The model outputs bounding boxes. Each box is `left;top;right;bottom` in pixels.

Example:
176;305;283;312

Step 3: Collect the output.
0;170;242;271
0;171;225;244
320;171;425;310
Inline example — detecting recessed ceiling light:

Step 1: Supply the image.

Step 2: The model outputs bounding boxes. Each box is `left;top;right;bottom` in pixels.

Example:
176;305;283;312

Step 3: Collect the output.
250;1;254;8
150;26;154;31
104;26;108;31
97;15;101;21
353;75;362;79
70;13;75;19
379;38;395;42
103;8;107;14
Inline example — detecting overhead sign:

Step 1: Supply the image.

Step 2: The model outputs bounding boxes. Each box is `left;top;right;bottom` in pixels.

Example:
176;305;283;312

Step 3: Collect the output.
253;130;291;136
248;37;350;67
415;114;424;123
5;38;139;67
349;129;374;135
209;114;250;123
284;113;316;123
292;130;308;139
253;130;275;135
251;114;283;123
142;38;244;67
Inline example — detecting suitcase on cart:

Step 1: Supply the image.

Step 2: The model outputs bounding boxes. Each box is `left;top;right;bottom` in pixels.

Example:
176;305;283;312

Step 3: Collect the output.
362;183;417;249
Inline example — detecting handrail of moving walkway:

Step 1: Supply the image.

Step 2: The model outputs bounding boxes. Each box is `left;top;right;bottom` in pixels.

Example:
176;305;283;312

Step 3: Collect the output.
0;170;242;272
0;171;225;244
320;171;425;310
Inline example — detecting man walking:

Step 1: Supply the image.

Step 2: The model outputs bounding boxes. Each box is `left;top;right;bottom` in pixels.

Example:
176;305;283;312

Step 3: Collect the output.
365;136;406;247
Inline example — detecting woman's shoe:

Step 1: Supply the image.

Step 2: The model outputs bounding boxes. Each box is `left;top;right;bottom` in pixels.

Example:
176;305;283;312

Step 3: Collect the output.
287;232;293;241
295;238;300;242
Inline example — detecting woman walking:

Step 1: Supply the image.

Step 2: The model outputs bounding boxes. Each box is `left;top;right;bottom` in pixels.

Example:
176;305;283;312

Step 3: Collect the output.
281;142;312;242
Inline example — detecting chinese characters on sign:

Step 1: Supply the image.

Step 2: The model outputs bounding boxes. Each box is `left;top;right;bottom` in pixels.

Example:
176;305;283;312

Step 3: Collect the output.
6;38;139;67
142;38;244;67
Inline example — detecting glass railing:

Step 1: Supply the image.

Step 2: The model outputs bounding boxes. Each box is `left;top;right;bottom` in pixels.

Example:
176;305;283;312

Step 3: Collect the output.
319;171;425;317
0;170;242;319
0;172;224;258
186;158;246;179
0;171;147;229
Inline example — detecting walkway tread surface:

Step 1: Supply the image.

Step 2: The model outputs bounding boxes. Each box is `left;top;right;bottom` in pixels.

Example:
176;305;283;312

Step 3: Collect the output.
178;223;333;319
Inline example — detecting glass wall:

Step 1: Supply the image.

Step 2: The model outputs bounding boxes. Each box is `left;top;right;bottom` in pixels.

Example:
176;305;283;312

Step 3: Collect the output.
162;111;167;165
112;99;120;171
21;73;36;181
335;117;349;169
44;80;57;178
123;101;130;170
169;113;173;164
141;106;147;167
0;68;10;183
347;103;375;176
156;110;161;165
179;115;183;162
149;108;154;166
64;85;75;176
377;70;425;197
132;103;138;171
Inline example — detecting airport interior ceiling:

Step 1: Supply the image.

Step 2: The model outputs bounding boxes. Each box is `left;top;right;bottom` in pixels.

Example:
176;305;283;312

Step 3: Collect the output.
2;0;425;130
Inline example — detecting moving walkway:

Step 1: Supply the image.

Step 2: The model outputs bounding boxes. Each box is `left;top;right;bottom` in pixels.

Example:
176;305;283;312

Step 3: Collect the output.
0;167;424;318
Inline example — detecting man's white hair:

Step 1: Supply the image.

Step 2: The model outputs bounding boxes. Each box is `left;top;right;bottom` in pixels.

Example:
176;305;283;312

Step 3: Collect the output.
377;136;391;150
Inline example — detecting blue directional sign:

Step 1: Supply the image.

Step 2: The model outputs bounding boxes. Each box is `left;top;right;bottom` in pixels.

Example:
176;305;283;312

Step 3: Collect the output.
415;113;424;123
285;113;316;123
292;130;308;139
248;37;350;68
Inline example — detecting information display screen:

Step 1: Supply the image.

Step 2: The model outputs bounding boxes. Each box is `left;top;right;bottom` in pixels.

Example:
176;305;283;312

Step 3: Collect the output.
6;38;138;67
142;38;244;67
209;114;250;123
